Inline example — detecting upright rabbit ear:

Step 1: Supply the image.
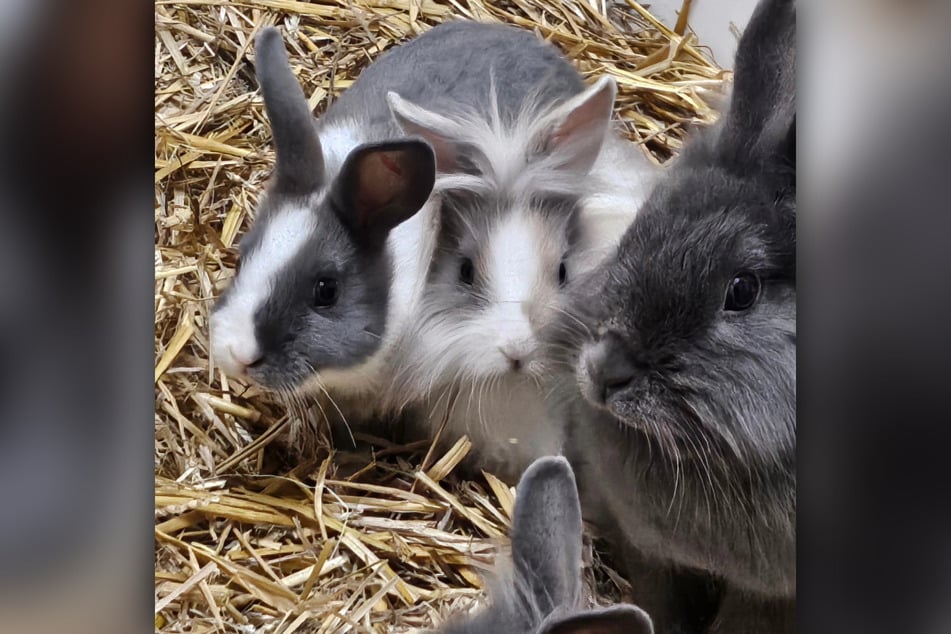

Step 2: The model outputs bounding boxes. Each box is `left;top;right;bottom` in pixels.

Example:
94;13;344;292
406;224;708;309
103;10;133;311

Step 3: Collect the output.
540;605;654;634
255;27;325;194
387;92;465;172
329;139;436;249
529;76;616;176
510;456;584;616
718;0;796;165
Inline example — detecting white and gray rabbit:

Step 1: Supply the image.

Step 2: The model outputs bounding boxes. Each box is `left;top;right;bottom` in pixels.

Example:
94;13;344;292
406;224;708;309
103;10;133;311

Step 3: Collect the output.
209;26;439;424
548;0;796;631
436;455;654;634
378;22;656;482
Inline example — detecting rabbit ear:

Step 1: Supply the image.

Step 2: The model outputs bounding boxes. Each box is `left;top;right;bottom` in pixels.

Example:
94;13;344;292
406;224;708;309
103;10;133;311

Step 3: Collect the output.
329;139;435;249
387;92;465;172
718;0;796;166
763;111;796;175
530;76;616;176
540;605;654;634
255;27;325;194
509;456;584;616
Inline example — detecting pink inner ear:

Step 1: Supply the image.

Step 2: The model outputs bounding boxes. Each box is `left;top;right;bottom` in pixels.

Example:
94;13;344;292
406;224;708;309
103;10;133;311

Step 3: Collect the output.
550;99;604;150
549;129;571;149
378;152;404;177
427;135;458;173
401;128;455;173
543;79;616;158
396;119;456;172
389;96;459;172
355;151;405;214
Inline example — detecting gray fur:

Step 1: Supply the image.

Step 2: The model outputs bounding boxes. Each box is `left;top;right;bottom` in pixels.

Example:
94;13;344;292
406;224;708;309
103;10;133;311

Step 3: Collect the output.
322;21;585;133
438;456;653;634
546;0;796;631
253;27;324;194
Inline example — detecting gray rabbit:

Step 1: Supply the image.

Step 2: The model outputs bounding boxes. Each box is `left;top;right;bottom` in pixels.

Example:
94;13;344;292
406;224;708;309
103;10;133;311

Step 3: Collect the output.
437;456;654;634
547;0;796;631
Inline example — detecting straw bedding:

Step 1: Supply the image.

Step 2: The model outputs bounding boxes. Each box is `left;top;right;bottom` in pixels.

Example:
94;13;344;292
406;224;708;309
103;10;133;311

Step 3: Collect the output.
154;1;727;631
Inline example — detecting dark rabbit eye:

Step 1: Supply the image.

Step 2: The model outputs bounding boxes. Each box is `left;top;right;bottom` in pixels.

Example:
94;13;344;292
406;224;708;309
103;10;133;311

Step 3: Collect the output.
558;261;568;286
724;272;760;311
313;278;339;308
459;257;475;286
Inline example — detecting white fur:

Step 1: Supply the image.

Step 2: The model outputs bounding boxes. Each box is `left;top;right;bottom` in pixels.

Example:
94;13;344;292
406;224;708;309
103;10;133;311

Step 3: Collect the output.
484;212;556;365
210;204;318;376
317;121;364;175
575;134;659;274
488;213;544;305
425;379;563;483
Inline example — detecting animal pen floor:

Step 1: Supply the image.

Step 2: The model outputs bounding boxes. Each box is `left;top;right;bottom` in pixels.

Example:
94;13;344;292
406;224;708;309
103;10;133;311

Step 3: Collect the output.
154;1;726;631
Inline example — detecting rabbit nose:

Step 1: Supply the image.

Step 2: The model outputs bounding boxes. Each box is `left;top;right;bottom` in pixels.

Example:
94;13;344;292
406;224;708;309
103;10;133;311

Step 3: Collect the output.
499;343;533;372
601;367;635;402
584;336;637;403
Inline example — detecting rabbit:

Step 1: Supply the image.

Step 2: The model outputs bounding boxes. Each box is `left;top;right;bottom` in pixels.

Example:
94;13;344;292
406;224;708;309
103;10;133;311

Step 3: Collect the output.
546;0;797;630
377;22;657;482
436;455;654;634
209;26;439;428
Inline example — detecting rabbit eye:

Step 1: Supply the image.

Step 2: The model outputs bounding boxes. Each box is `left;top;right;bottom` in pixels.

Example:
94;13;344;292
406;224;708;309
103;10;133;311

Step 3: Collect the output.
558;261;568;286
459;258;475;286
313;278;339;308
724;272;760;311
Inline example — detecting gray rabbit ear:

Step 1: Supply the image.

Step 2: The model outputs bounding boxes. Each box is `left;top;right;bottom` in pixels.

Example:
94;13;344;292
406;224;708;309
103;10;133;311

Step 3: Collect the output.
387;92;464;172
255;27;325;194
329;139;435;249
510;456;584;616
766;112;796;175
540;605;654;634
530;76;616;176
718;0;796;166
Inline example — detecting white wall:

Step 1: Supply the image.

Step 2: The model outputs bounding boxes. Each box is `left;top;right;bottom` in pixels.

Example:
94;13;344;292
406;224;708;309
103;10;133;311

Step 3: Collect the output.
644;0;759;68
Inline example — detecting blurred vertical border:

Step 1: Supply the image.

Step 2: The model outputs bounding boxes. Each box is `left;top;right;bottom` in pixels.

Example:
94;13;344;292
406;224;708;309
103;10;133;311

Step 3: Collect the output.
800;0;951;632
0;0;154;632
